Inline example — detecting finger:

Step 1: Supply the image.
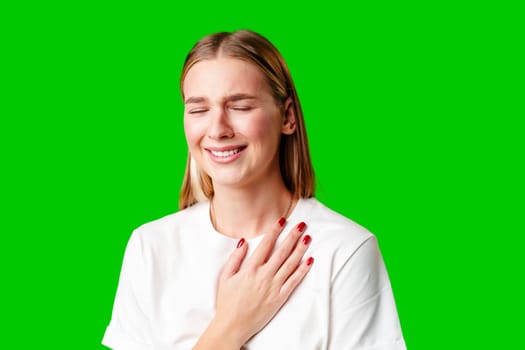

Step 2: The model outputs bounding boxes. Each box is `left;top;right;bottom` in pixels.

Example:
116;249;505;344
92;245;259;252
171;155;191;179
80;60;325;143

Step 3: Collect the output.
246;217;286;267
274;234;311;284
221;238;248;279
279;256;314;299
264;222;307;275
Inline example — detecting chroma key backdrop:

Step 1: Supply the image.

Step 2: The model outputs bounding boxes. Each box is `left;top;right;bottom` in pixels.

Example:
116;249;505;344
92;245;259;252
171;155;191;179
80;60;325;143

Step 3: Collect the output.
1;1;522;349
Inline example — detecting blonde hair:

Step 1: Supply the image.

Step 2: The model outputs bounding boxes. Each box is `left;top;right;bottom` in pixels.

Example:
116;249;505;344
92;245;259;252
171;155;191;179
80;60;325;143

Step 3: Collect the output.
179;30;315;209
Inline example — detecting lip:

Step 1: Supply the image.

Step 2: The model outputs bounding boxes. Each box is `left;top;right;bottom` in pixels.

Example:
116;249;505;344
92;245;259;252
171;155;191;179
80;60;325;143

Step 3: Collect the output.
204;145;247;163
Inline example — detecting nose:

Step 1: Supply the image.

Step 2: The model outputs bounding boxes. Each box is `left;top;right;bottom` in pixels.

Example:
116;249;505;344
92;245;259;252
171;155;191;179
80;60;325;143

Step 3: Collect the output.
207;108;234;140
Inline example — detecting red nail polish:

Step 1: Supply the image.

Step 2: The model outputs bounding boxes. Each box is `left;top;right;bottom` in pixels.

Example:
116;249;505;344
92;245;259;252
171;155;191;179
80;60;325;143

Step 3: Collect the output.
278;217;286;227
237;238;245;248
302;235;311;245
306;257;314;266
298;222;306;233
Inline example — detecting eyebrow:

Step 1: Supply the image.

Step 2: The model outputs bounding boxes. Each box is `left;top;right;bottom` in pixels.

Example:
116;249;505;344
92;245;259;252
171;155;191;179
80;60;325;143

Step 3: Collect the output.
184;96;206;105
226;93;257;102
184;94;258;105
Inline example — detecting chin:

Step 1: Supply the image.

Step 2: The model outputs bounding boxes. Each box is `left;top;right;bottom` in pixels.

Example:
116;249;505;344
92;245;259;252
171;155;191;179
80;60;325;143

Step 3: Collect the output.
210;174;247;188
205;167;244;184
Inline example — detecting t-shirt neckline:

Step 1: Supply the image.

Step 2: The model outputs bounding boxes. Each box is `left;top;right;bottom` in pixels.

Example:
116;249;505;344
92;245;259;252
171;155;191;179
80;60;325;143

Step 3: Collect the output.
204;197;306;243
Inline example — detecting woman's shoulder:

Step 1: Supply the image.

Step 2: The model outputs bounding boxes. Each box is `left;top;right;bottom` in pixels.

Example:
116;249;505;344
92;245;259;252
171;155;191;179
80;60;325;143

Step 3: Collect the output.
131;201;209;244
295;197;376;257
297;198;372;237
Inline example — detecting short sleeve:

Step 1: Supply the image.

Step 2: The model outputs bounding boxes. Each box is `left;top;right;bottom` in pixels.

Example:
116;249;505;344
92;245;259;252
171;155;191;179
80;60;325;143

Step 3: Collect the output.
329;236;406;350
102;230;154;350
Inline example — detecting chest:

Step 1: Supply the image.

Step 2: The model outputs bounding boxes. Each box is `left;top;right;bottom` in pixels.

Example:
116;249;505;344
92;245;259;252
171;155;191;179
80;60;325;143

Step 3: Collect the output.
150;252;330;349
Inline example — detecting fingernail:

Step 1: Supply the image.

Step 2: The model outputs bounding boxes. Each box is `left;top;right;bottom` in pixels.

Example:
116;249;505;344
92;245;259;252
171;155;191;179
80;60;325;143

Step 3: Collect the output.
302;235;311;245
298;222;306;233
306;257;314;266
278;217;286;227
237;238;245;248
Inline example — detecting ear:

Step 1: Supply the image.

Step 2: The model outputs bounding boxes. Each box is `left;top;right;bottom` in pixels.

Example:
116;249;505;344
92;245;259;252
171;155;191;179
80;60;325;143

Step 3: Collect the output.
281;97;297;135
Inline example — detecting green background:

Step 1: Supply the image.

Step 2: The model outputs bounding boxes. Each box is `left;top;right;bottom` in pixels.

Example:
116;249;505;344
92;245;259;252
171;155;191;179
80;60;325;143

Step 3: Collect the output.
1;1;523;348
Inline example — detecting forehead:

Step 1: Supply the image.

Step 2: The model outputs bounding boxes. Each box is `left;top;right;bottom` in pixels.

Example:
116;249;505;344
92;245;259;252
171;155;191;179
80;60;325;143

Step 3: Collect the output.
182;58;271;99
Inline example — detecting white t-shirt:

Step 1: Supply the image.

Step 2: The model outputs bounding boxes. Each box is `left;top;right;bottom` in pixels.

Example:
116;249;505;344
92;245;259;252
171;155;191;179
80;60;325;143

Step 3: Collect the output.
103;198;406;350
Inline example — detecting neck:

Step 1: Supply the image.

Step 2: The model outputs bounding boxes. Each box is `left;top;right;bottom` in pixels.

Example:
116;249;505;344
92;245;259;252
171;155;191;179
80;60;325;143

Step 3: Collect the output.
210;180;295;239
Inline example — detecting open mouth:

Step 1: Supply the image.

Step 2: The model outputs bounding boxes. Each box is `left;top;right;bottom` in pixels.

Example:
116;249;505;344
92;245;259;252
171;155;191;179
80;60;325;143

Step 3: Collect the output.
209;146;246;158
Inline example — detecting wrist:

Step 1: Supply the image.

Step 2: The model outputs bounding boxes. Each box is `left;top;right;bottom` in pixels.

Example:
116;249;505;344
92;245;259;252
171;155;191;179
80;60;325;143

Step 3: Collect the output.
194;318;245;350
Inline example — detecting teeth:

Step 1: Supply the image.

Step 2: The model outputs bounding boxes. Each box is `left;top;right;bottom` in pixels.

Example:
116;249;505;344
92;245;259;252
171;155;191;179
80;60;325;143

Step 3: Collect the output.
211;148;242;157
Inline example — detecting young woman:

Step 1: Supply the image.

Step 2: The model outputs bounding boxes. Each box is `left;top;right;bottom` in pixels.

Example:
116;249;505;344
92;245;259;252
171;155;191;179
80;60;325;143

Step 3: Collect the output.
103;30;406;350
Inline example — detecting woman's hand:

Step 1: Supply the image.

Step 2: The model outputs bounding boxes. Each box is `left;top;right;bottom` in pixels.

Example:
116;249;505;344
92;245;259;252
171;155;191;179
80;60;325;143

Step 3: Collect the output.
193;218;314;350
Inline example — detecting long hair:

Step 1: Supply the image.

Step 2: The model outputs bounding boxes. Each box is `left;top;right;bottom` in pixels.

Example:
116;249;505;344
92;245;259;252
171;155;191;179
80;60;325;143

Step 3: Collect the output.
179;30;315;209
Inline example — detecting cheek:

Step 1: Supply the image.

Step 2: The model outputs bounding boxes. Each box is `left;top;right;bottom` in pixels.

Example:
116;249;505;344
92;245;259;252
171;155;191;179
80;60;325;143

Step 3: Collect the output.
244;114;281;142
183;118;203;148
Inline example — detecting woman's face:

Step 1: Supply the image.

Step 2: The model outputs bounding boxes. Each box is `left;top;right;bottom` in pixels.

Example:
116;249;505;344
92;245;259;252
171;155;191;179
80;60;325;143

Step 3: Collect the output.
182;57;294;190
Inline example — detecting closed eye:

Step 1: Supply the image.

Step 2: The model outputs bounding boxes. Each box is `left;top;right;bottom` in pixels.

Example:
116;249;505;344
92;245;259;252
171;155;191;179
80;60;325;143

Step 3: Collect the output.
188;108;208;114
230;106;253;111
